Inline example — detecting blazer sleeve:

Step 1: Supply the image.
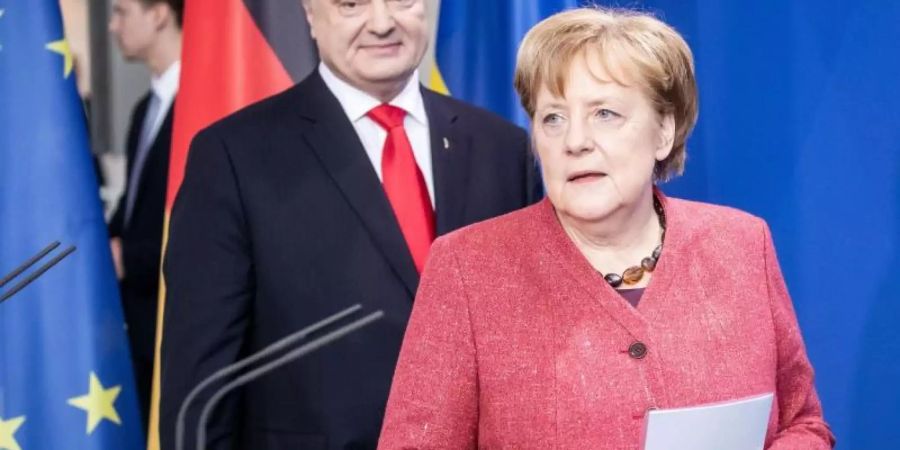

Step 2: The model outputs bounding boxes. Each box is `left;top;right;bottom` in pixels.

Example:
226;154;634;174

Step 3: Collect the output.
379;237;479;450
159;128;254;450
762;223;836;449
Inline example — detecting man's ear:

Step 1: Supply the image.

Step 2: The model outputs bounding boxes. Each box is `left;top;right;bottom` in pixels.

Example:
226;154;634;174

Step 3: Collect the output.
150;3;173;31
302;0;317;41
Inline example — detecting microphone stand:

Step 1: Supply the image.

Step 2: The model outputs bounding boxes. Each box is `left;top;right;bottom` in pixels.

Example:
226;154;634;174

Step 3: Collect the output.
174;305;384;450
175;304;363;450
0;241;76;304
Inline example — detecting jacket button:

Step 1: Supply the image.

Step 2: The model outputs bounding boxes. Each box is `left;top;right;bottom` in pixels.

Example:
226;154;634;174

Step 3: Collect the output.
628;342;648;359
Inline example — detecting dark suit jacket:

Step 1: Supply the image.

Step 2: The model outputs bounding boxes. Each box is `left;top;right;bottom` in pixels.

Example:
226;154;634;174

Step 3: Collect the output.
109;92;173;287
160;71;540;450
108;91;173;421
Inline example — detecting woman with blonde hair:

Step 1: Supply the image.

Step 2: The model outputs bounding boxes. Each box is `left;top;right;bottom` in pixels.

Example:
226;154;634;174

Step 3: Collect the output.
378;7;834;449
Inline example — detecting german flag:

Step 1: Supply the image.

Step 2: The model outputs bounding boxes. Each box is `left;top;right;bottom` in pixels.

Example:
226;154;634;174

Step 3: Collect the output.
147;1;316;448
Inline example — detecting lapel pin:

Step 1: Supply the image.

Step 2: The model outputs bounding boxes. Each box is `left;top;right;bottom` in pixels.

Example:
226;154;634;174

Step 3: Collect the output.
443;137;450;150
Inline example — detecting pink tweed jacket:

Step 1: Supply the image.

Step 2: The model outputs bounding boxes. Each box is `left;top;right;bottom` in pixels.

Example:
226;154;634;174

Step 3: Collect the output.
378;194;834;449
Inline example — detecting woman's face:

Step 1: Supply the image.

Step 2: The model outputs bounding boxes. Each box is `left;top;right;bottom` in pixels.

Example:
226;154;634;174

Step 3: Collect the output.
532;54;674;226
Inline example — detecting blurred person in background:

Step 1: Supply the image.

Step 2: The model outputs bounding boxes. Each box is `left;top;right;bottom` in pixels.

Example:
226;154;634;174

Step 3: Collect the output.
107;0;183;428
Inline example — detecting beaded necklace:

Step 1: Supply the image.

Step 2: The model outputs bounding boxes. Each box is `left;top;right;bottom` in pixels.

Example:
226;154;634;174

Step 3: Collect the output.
602;196;666;288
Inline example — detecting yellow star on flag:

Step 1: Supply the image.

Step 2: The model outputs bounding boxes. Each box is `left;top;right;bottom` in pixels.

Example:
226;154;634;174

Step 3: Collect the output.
45;38;74;78
67;372;122;435
0;415;26;450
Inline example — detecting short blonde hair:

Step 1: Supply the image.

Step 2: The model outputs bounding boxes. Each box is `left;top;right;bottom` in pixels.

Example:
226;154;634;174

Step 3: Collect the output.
514;7;698;181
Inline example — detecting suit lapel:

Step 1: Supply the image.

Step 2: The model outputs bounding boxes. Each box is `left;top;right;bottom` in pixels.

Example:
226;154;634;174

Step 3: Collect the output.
422;89;472;235
125;93;151;177
130;103;174;219
294;73;420;296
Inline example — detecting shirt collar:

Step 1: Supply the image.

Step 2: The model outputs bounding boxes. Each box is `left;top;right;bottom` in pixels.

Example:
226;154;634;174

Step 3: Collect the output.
150;60;180;103
318;61;427;125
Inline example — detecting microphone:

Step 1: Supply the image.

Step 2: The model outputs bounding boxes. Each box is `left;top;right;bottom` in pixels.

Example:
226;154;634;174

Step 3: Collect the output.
1;241;76;304
194;309;385;450
175;304;364;450
174;305;384;450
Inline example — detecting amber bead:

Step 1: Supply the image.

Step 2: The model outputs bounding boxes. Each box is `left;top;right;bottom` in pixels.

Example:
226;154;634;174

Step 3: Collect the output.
604;273;624;287
641;257;657;272
622;266;644;285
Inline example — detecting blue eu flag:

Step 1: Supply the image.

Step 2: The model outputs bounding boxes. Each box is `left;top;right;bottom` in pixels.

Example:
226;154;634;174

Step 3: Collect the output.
0;2;144;449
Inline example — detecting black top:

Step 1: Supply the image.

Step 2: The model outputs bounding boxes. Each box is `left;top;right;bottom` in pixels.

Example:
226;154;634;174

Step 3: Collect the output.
618;288;645;308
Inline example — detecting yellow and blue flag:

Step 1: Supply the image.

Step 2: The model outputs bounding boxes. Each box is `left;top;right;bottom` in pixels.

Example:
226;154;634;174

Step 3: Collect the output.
0;1;143;449
433;0;581;127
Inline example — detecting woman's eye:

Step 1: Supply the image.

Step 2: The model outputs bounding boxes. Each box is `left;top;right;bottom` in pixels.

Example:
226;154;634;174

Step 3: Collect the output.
542;113;564;125
596;108;619;120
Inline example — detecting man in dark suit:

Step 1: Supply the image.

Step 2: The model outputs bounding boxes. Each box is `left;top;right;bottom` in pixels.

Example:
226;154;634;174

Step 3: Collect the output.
107;0;183;427
160;0;540;448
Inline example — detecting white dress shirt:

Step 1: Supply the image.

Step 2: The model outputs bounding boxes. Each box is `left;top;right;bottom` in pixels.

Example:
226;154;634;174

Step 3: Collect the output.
318;62;435;207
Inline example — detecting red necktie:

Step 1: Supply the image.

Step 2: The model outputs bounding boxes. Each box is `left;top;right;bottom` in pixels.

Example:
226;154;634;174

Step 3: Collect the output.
368;104;435;273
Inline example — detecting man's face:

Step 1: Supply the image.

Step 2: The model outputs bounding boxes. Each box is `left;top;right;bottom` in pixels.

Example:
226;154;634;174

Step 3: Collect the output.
304;0;429;96
109;0;159;62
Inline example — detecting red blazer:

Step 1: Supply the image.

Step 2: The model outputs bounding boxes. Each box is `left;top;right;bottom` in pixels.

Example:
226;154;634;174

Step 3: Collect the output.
379;194;834;449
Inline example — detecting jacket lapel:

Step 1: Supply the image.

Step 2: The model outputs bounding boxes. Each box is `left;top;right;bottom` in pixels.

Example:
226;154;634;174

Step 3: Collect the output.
422;89;472;235
294;73;420;296
125;93;151;177
128;94;175;227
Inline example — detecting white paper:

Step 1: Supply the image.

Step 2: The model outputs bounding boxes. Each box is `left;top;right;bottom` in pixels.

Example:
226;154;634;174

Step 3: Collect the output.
642;392;774;450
